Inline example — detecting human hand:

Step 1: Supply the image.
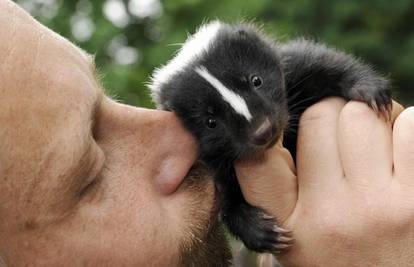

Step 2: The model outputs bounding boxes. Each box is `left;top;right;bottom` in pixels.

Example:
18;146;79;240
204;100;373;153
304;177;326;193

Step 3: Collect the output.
236;97;414;266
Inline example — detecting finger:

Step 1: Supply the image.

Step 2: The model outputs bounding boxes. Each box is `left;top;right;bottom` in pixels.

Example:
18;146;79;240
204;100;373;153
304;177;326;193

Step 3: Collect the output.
393;107;414;184
296;97;346;189
257;253;278;267
391;100;404;124
236;143;297;223
338;101;393;186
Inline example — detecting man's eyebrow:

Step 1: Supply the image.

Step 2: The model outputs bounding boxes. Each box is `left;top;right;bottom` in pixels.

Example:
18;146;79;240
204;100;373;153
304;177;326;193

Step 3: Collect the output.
85;53;100;81
77;48;99;82
81;51;105;96
80;51;105;131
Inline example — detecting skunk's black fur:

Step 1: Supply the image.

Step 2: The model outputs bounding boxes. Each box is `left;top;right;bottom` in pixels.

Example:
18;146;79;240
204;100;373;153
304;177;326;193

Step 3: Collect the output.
149;21;391;254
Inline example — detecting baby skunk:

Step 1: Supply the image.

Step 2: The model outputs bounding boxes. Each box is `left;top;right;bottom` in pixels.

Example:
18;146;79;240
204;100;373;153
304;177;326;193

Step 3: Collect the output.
149;21;391;254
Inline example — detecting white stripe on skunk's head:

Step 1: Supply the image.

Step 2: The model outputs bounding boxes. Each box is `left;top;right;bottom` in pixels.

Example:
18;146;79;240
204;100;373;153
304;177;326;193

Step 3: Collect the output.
194;66;253;122
149;21;224;105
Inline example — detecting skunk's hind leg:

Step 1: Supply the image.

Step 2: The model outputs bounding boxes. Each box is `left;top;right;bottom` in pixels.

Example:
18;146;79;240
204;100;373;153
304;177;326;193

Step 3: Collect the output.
216;168;292;254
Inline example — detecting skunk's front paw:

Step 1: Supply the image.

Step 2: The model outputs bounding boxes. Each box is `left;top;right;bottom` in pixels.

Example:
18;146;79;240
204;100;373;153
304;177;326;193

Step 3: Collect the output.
346;79;392;119
223;203;293;254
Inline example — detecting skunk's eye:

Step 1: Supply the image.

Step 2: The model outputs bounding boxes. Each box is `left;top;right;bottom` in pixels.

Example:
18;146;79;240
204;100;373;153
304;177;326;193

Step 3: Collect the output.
251;75;263;88
205;117;217;129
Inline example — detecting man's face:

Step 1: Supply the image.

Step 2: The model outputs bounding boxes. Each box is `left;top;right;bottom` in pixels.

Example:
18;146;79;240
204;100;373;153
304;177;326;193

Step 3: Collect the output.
0;1;231;266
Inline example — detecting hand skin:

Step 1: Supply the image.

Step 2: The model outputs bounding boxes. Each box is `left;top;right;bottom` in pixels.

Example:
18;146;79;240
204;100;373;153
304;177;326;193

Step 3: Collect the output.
0;1;231;266
236;97;414;267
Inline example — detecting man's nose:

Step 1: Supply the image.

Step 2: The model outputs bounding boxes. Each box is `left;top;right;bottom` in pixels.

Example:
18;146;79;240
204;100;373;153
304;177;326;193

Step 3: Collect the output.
251;117;273;146
99;100;199;195
152;111;198;195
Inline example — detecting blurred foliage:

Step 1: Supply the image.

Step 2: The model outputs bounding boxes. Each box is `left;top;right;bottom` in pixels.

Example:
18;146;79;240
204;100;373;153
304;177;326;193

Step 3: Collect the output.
14;1;413;265
15;0;414;108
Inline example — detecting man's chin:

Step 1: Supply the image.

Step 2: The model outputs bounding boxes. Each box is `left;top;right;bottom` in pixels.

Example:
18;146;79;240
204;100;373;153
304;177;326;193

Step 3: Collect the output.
177;163;232;267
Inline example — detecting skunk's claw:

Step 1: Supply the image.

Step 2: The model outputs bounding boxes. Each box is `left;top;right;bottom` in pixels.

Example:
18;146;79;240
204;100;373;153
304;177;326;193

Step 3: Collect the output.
223;203;293;255
346;81;392;121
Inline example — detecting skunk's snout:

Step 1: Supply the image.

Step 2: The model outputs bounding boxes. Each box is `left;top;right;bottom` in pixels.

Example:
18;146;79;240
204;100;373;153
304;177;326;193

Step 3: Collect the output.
251;117;273;146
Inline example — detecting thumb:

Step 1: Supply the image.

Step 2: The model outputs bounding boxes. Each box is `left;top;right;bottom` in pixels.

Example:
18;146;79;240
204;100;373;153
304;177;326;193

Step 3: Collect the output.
235;139;297;223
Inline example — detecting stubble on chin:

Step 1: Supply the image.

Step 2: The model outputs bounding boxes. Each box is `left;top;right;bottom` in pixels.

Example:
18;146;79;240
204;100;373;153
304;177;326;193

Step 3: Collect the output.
177;162;232;267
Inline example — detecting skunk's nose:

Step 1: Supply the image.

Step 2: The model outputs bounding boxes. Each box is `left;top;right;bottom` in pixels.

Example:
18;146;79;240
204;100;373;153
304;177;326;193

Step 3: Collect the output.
252;118;273;146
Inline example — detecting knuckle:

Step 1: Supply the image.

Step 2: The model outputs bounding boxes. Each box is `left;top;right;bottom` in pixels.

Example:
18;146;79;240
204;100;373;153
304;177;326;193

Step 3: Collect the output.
394;107;414;155
340;101;376;122
394;107;414;134
317;214;355;246
300;97;345;126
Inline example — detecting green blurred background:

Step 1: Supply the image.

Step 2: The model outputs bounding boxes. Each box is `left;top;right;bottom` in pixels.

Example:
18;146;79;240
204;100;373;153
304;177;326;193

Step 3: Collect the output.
14;0;414;107
14;1;414;265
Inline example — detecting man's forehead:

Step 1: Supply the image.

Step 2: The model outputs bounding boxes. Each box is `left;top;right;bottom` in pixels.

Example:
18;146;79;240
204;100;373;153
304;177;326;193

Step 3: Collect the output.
55;34;96;70
0;0;93;71
0;1;102;126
